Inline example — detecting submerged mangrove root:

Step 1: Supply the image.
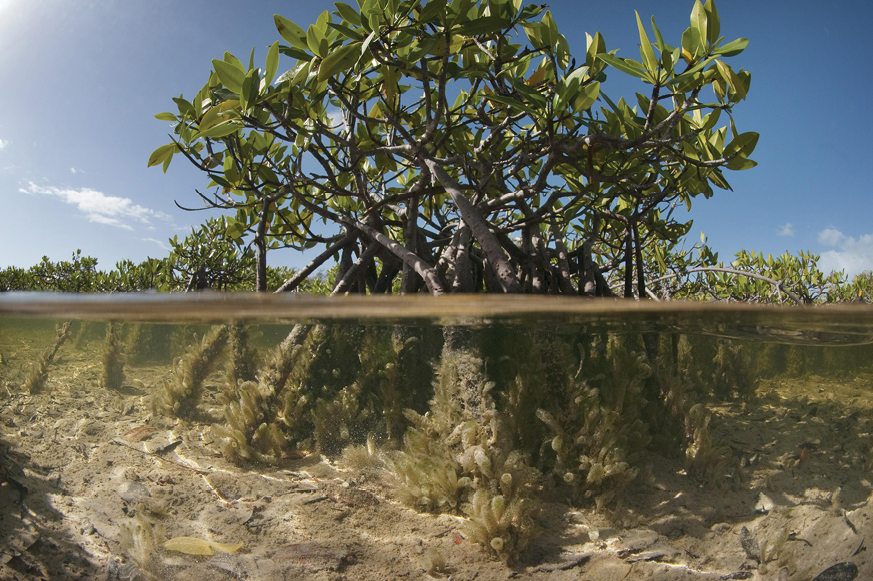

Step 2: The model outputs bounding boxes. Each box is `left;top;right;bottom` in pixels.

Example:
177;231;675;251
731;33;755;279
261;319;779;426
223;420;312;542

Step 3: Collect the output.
100;322;126;390
154;325;229;418
393;346;540;563
23;321;72;394
535;335;650;511
212;324;315;463
225;323;258;388
124;323;144;365
215;323;430;463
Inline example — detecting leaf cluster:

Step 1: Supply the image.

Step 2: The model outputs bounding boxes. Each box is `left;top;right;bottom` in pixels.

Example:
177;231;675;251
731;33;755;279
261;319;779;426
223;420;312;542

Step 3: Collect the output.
149;0;759;297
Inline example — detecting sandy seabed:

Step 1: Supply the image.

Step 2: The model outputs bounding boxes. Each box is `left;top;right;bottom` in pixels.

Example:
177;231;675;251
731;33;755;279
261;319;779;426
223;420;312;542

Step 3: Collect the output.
1;328;872;581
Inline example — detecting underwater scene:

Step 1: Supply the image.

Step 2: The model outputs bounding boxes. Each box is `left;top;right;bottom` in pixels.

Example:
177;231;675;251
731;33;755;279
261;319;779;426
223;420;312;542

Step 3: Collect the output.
0;295;871;581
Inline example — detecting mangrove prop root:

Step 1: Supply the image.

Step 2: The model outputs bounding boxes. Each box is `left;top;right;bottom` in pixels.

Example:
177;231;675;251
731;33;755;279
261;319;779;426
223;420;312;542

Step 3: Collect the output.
23;321;72;394
100;322;126;390
155;324;230;419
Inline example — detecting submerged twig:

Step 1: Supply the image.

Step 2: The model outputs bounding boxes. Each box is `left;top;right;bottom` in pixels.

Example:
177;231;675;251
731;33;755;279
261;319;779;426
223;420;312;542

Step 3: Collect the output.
110;438;210;475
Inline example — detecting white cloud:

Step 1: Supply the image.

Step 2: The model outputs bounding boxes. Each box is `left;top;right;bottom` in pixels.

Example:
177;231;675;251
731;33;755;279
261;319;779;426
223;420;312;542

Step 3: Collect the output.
20;182;171;231
817;227;873;277
142;237;169;251
325;108;344;129
70;167;77;174
0;139;8;149
817;227;845;247
777;223;795;237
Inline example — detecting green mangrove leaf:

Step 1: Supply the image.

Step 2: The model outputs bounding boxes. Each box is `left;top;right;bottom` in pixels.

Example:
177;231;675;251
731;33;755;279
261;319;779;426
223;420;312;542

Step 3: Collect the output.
265;41;279;86
714;37;748;57
704;0;720;45
724;131;758;159
596;53;647;80
317;43;360;82
456;16;508;36
486;94;538;118
574;81;600;112
196;120;244;140
635;11;658;74
275;14;310;51
147;143;178;168
333;2;362;26
212;59;245;94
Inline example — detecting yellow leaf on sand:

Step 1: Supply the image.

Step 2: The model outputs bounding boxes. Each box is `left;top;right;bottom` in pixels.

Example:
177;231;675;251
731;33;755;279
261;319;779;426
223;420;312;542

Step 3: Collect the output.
163;537;243;556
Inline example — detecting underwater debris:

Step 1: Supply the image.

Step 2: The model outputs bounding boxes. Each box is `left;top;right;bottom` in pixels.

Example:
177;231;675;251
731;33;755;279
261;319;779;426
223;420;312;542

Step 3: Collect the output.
100;322;126;390
812;562;859;581
154;324;229;418
739;525;761;563
23;321;72;394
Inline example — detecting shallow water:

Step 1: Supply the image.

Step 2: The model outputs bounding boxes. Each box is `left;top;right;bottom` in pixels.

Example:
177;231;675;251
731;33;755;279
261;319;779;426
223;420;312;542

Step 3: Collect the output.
0;294;871;580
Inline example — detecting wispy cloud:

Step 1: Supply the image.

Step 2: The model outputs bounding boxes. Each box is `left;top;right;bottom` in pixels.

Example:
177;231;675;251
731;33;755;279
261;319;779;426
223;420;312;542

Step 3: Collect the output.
777;223;795;237
142;237;169;251
817;227;873;277
0;139;8;150
70;167;79;174
20;182;171;231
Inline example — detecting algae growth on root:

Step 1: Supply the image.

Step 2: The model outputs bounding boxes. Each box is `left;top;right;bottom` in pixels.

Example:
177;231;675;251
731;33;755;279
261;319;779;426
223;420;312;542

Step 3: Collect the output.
154;324;229;419
23;321;72;394
392;345;541;562
99;321;126;390
212;324;316;463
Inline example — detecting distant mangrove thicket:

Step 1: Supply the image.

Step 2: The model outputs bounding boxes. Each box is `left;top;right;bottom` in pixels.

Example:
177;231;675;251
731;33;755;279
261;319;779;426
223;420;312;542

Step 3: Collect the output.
1;239;871;303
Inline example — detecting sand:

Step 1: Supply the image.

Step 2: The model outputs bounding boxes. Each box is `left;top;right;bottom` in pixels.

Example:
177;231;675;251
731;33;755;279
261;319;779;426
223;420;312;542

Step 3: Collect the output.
0;325;871;580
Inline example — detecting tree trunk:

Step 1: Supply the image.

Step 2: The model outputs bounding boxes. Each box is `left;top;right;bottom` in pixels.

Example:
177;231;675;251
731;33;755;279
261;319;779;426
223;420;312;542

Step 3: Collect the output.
579;241;596;296
401;197;419;294
451;224;475;293
623;231;633;298
334;243;354;293
424;158;521;293
332;241;380;295
254;199;270;292
255;241;267;292
633;221;646;300
275;233;355;293
551;224;576;295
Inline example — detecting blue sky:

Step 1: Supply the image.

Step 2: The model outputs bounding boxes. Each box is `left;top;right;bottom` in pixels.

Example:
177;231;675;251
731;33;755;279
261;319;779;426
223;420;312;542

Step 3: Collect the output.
1;0;871;278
